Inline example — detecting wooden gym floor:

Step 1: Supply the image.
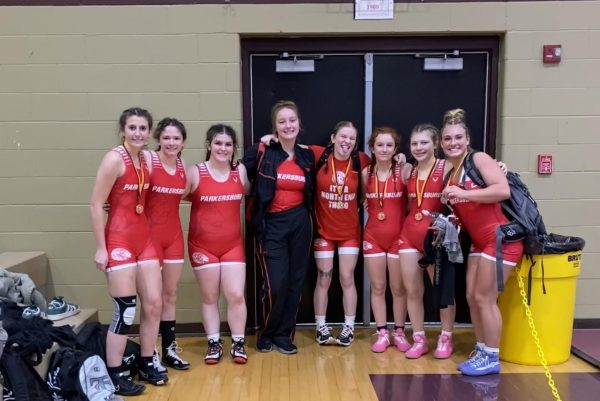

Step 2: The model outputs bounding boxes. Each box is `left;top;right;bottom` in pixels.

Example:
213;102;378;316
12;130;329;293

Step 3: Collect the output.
134;328;599;401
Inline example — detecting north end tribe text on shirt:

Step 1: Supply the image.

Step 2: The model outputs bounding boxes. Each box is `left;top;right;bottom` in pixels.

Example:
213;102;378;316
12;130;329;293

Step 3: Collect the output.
320;185;357;209
123;183;150;191
200;194;244;202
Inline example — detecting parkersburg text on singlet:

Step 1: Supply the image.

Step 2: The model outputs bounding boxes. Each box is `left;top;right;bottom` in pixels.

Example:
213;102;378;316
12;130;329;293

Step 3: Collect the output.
145;151;186;231
188;163;244;244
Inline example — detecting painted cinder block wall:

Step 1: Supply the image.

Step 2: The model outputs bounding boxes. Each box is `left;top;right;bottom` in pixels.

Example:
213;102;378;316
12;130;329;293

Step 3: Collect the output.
0;1;598;323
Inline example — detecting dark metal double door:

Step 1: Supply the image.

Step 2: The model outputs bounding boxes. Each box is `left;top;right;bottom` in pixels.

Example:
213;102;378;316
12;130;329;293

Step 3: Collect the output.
243;37;498;327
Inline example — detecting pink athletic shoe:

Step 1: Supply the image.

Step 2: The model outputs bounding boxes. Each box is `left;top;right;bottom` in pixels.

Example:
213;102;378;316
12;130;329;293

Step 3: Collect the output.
405;333;429;359
433;334;453;359
391;328;411;352
371;328;390;353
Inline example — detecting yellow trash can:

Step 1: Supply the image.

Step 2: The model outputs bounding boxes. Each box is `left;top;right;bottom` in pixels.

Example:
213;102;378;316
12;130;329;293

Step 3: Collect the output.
498;251;582;365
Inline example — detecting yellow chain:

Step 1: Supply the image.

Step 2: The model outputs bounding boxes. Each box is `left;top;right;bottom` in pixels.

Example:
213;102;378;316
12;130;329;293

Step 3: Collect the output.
515;265;562;401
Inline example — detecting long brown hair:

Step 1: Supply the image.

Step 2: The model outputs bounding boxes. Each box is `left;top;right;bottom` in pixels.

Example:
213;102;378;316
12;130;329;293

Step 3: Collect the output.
367;126;402;191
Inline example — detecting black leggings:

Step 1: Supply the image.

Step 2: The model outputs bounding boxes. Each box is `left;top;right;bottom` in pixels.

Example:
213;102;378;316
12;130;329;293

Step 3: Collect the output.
256;205;312;344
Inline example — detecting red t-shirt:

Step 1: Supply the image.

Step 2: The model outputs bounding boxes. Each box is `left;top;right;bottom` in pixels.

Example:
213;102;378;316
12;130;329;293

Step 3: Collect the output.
312;145;370;240
268;159;306;213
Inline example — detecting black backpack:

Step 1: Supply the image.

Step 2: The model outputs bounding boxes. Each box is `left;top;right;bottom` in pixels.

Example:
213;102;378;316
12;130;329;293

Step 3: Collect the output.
0;347;53;401
461;151;547;291
46;347;115;401
76;322;141;379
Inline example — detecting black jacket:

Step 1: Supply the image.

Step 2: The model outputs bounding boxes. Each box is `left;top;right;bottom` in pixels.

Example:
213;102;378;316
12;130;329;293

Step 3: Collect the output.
242;142;315;237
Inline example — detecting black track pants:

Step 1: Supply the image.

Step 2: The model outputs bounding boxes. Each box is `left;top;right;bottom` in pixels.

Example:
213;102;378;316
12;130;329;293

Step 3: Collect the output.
256;205;312;344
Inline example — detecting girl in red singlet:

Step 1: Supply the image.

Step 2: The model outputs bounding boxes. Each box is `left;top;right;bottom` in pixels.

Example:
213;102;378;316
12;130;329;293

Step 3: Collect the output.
441;109;523;376
397;124;456;359
143;118;190;370
361;127;412;353
187;125;250;365
90;108;165;396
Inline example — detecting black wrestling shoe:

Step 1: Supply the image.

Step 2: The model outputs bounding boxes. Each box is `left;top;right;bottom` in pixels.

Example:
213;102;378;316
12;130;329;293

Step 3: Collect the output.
138;361;168;386
162;341;190;370
110;371;146;396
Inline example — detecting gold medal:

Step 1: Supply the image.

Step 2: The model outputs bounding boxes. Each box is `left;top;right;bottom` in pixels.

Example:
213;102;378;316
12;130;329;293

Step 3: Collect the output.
135;204;144;214
415;212;423;221
377;211;386;221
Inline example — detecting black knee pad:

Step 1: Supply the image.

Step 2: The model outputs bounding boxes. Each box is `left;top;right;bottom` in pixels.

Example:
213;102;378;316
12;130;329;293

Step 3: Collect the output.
110;295;136;335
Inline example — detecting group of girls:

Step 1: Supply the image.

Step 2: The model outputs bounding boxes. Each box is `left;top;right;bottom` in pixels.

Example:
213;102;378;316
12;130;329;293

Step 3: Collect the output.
91;102;521;398
264;105;521;377
91;108;250;396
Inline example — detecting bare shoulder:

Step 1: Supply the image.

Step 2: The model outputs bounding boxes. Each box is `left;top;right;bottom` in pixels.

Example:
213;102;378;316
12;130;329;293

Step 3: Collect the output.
472;151;497;170
101;149;124;171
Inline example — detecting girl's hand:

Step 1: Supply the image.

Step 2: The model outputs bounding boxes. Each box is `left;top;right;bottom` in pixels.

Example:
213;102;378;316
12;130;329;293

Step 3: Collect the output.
94;249;108;272
393;153;407;164
442;185;468;202
497;160;508;175
260;134;278;145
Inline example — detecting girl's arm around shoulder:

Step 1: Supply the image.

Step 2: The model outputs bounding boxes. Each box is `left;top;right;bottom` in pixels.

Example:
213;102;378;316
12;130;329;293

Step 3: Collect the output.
237;163;251;195
241;143;261;182
401;162;413;182
142;149;153;175
180;156;190;198
358;151;371;169
183;163;200;202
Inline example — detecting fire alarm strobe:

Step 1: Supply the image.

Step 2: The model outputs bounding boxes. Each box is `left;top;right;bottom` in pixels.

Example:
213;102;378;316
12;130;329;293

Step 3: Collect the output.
538;154;553;175
543;45;561;64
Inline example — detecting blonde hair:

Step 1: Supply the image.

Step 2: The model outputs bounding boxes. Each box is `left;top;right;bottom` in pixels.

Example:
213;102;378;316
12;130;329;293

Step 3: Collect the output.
442;108;470;137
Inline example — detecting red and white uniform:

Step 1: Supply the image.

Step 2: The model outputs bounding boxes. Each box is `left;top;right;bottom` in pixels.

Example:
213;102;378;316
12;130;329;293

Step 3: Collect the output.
363;165;406;258
145;151;186;265
312;145;370;258
398;159;446;254
188;163;245;270
268;159;305;213
105;146;156;271
448;172;524;265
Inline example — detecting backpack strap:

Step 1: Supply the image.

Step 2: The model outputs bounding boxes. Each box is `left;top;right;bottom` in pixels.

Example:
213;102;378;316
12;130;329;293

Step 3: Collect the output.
495;226;505;292
315;143;334;173
463;151;486;188
256;142;266;170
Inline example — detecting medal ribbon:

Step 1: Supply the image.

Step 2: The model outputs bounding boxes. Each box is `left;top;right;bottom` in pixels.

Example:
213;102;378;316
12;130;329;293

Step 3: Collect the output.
415;158;437;209
374;165;391;210
447;153;468;188
123;145;145;206
330;156;352;201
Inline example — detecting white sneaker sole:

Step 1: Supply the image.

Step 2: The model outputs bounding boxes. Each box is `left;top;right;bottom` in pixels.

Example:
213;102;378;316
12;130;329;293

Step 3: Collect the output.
47;308;80;321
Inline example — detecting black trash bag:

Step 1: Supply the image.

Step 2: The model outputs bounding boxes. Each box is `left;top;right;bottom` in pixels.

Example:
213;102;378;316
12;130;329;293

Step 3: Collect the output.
521;233;585;305
541;233;585;254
